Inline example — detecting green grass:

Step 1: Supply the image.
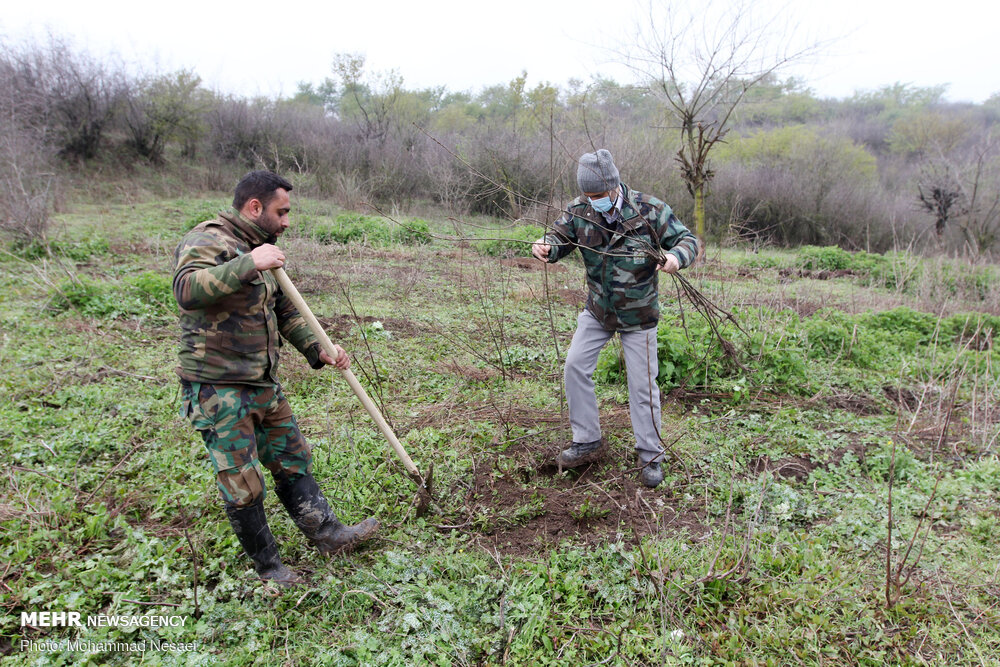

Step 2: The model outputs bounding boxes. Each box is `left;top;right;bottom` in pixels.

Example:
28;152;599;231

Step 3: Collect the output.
1;194;999;665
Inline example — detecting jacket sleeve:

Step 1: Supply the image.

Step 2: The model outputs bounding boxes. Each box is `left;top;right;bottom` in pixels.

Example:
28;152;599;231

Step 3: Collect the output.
274;290;325;369
173;233;260;310
656;207;700;269
542;209;579;263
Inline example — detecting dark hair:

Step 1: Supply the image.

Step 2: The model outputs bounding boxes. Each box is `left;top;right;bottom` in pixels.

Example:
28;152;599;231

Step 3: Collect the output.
232;170;293;210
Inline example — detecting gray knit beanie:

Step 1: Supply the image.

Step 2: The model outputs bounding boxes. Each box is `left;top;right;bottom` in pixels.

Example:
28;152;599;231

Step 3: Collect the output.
576;149;620;194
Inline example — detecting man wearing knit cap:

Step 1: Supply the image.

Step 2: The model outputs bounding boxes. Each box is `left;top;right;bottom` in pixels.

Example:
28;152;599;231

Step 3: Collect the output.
532;149;700;488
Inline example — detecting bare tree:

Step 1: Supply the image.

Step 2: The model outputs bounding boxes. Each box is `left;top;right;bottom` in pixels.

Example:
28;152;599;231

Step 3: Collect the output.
917;171;966;239
621;0;825;239
13;36;124;161
0;41;59;241
917;130;1000;256
956;134;1000;256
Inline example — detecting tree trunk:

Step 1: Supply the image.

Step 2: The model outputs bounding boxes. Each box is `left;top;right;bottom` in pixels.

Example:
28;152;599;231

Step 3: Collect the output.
694;184;706;239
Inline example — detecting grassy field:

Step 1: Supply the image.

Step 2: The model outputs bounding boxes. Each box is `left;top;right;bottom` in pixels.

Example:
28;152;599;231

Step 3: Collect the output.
2;190;999;665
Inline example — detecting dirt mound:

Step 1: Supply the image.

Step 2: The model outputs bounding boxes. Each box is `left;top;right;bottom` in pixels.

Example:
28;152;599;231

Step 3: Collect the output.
454;438;707;556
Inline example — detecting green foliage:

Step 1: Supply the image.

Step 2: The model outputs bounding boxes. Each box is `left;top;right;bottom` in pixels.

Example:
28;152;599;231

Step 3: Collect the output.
802;306;1000;371
798;245;888;273
126;271;174;307
865;438;921;482
887;109;974;156
12;237;110;261
396;218;433;245
474;224;544;258
720;125;878;183
184;203;226;230
594;303;998;398
569;495;611;521
125;69;208;162
595;310;812;398
311;213;430;246
48;272;174;319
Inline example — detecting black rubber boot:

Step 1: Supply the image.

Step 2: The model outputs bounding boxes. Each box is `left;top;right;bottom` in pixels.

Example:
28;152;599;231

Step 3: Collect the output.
275;474;379;556
555;439;608;472
225;500;303;586
639;461;664;488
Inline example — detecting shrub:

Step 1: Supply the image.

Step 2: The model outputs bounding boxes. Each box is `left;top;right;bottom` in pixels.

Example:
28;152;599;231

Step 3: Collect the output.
126;271;174;307
394;218;432;245
311;213;430;246
798;246;888;273
474;224;544;258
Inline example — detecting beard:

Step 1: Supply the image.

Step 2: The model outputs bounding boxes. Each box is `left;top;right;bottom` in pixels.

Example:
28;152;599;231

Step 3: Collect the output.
253;210;283;243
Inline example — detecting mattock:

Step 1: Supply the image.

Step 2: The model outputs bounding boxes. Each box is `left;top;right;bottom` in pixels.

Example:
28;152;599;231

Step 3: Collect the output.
271;267;434;516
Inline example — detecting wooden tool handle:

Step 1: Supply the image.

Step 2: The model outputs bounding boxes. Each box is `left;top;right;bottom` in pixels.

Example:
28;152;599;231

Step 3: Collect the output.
270;267;420;477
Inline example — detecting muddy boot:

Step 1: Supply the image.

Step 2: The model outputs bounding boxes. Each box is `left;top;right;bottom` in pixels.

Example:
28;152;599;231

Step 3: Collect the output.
555;438;608;472
275;474;379;556
639;461;664;488
225;501;303;586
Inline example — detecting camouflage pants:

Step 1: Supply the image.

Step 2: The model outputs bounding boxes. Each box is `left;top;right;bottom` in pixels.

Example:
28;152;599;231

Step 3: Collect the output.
180;381;312;507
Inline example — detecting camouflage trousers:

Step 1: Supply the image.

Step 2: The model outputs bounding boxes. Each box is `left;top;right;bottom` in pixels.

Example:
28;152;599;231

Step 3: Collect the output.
180;381;312;507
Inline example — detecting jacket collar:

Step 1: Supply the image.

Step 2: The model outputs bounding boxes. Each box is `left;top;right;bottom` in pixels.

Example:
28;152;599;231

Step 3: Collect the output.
218;208;273;246
619;184;642;231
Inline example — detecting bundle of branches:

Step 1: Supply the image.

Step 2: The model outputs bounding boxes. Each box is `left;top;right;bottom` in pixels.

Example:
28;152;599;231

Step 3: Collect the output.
669;270;749;374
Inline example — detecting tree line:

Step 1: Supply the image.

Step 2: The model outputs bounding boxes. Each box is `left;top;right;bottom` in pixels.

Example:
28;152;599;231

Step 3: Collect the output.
2;36;998;258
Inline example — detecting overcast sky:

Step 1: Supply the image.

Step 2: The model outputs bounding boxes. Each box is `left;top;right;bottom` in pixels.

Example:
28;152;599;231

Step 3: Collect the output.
2;0;997;103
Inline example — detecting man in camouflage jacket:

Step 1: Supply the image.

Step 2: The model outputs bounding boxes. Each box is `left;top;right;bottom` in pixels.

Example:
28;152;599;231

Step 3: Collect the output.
174;170;378;585
532;149;699;488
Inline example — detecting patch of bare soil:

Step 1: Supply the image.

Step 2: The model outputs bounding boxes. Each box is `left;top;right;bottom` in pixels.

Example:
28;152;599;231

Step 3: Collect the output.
825;441;868;468
456;438;707;556
500;257;567;273
317;314;423;339
555;288;586;308
750;455;816;482
823;393;882;416
883;385;923;411
692;270;741;283
735;267;761;281
435;361;500;383
778;268;859;281
959;330;994;352
792;300;824;318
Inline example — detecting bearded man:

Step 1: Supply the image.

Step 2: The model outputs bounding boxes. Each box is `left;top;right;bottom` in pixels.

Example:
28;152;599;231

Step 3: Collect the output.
173;170;377;585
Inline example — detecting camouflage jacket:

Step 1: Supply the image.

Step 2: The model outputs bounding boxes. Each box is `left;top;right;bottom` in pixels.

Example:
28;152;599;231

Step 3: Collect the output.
543;183;699;332
172;209;323;386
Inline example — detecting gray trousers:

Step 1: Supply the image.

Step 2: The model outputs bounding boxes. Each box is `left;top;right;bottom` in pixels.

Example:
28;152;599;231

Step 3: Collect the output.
564;310;664;465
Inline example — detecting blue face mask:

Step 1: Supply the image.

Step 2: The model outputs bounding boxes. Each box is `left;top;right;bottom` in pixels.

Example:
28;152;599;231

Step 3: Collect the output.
589;195;614;213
